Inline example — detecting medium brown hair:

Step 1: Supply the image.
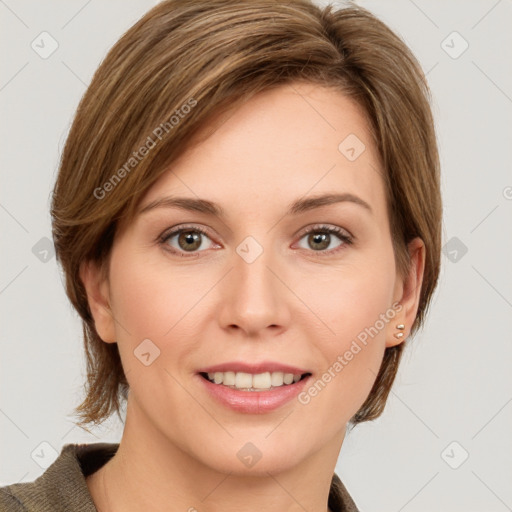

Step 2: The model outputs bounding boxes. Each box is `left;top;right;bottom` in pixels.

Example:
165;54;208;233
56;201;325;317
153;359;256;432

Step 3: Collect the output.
51;0;442;428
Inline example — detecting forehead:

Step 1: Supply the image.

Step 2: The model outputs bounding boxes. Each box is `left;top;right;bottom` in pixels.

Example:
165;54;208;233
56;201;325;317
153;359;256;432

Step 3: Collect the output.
139;82;386;220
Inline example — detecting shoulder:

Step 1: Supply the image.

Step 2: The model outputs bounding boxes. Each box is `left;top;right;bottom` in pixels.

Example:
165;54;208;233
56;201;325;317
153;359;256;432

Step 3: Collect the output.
0;442;118;512
0;486;25;511
329;472;360;512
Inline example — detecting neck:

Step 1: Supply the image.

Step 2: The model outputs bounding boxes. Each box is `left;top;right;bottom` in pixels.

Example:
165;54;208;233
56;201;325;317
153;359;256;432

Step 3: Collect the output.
87;397;345;512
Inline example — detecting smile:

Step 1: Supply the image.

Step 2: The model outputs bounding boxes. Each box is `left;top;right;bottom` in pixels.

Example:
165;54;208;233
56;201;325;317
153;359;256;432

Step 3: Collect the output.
200;371;311;391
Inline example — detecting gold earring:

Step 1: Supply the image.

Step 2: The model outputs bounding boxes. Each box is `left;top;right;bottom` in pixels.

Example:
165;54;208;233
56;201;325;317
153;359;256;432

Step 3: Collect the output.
394;324;405;339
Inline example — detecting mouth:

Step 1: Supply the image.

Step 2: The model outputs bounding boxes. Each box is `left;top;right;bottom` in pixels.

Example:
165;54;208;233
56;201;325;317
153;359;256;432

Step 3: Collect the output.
199;371;312;392
196;362;313;413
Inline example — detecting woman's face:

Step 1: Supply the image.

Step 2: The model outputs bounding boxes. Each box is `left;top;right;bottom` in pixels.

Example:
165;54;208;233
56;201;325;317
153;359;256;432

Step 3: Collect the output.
84;82;423;475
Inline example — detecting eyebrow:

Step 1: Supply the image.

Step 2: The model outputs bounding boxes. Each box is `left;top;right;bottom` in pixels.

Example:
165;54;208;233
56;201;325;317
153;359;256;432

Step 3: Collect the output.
138;192;373;218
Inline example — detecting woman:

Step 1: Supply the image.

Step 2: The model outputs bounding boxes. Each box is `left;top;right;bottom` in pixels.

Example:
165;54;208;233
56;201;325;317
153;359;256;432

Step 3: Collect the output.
0;0;441;510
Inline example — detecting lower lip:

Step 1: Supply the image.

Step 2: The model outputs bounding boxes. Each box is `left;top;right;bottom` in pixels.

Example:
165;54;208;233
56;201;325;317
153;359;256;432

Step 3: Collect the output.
198;374;311;414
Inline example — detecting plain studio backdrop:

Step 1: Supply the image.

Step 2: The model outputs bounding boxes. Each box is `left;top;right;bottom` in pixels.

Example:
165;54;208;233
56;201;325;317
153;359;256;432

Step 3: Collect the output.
1;1;511;511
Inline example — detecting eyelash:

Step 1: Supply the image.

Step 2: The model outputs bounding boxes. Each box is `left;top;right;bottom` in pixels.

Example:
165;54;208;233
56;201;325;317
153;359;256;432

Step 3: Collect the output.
158;223;353;258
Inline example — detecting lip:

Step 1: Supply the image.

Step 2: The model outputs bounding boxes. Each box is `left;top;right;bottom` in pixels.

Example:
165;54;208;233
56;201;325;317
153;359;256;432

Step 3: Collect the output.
196;372;312;414
197;361;310;375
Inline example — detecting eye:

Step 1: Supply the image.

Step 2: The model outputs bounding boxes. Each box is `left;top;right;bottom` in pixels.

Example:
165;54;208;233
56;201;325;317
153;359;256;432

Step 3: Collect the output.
295;224;353;255
159;225;218;256
158;223;353;258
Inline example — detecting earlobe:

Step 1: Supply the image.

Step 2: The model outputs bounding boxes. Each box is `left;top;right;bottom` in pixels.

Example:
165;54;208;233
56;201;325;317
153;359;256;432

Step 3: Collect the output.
386;238;426;348
386;321;406;348
79;260;117;343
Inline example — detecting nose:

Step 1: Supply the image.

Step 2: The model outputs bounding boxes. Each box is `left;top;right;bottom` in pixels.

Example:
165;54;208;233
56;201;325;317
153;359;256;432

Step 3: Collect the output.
217;245;291;337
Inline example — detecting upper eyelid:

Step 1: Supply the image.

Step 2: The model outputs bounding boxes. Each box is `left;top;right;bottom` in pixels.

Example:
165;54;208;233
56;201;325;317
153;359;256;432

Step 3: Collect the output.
159;224;215;243
160;223;350;237
299;224;352;237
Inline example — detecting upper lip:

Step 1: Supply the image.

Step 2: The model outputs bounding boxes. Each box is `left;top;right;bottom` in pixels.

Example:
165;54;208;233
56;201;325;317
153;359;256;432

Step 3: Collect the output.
197;361;310;375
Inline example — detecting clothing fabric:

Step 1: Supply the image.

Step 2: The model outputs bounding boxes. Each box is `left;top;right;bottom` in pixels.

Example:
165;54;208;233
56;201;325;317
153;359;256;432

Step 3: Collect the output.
0;443;359;511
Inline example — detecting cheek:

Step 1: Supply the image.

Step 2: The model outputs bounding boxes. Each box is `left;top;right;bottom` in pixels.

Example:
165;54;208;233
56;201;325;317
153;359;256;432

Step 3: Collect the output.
108;251;203;341
330;269;395;343
299;248;396;421
107;254;204;407
300;243;396;345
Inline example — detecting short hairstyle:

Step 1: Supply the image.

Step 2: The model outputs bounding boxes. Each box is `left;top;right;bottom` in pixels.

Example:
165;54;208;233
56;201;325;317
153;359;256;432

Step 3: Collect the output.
51;0;442;428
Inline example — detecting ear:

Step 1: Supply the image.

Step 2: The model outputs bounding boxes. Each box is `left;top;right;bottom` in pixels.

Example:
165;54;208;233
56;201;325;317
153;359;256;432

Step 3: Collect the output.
386;237;426;348
79;260;117;343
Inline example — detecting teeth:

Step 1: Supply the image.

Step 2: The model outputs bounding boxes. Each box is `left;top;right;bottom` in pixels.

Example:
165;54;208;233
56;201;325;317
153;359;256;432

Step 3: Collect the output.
205;371;304;390
283;373;294;385
235;372;253;389
271;372;284;387
252;372;271;390
223;371;236;386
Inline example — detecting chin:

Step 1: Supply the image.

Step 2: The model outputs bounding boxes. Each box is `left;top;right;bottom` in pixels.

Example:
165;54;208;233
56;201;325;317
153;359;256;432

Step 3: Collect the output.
193;432;310;476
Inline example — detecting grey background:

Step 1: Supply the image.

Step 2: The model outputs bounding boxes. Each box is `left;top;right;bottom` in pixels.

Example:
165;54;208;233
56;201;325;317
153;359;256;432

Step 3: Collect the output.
1;1;511;510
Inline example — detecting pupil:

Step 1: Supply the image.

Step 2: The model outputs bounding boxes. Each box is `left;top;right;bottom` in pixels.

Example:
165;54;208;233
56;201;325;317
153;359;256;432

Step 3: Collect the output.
310;232;329;250
179;231;201;251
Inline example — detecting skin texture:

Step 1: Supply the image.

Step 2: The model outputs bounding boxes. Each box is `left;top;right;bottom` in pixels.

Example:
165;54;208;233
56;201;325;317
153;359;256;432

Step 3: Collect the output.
81;82;425;512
